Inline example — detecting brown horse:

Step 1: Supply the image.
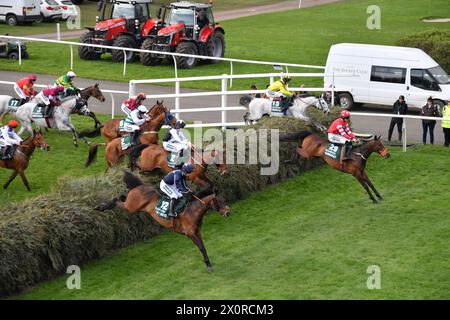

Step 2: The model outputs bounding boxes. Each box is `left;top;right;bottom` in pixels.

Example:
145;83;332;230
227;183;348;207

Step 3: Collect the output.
127;143;228;189
280;131;390;203
1;129;49;191
102;101;175;142
75;84;106;138
95;171;230;272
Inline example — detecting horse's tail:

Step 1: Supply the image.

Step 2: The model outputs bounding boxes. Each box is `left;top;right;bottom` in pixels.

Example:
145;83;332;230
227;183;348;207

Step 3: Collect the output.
123;170;143;190
279;131;313;144
126;143;148;161
79;127;102;139
85;143;104;167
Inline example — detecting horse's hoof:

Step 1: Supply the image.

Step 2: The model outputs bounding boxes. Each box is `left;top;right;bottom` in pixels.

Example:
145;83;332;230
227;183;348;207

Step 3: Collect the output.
372;200;378;204
207;265;214;273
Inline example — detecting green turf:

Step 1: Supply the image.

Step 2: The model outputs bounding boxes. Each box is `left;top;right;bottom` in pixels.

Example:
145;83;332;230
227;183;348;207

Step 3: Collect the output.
0;0;448;91
14;145;450;299
0;1;290;36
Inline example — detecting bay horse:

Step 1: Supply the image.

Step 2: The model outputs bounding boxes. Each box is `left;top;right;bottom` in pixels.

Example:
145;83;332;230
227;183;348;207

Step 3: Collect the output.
95;171;230;272
85;103;176;168
127;144;228;190
76;83;106;136
1;129;49;191
102;101;175;143
280;131;390;203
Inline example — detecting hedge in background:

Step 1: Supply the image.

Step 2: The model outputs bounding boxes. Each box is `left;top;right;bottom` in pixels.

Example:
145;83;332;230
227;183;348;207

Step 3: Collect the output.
397;30;450;73
0;110;338;297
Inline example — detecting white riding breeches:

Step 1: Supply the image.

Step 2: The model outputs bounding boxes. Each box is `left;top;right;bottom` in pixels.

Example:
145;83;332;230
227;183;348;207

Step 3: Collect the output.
120;103;131;116
265;90;285;99
123;122;140;133
14;84;28;99
35;92;50;106
160;180;183;199
328;133;350;145
163;141;190;165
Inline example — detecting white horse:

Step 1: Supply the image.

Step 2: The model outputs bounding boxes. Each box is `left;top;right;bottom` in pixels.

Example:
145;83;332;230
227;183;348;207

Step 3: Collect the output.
244;95;330;130
0;95;22;117
15;96;91;147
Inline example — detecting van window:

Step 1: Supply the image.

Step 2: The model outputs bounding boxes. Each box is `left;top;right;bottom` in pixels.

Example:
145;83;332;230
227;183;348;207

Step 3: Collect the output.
411;69;441;91
370;66;406;84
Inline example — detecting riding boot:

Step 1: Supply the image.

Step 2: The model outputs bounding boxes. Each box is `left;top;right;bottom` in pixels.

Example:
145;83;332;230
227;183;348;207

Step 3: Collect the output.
345;141;353;158
168;198;177;218
2;146;8;159
45;105;53;118
133;130;141;145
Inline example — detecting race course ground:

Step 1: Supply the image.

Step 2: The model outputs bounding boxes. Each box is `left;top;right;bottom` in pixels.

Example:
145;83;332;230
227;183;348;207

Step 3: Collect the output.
15;145;450;299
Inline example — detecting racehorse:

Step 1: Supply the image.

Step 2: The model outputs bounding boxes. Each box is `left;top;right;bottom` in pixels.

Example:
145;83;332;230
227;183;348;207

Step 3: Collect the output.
85;105;176;169
15;94;93;147
1;129;49;191
102;101;175;143
127;143;228;190
244;96;330;129
95;171;230;272
279;131;390;204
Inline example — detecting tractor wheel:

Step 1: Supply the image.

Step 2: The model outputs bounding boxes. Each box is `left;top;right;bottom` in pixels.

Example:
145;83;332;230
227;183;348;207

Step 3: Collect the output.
78;31;101;60
175;41;198;69
111;35;138;63
205;31;225;64
140;38;161;66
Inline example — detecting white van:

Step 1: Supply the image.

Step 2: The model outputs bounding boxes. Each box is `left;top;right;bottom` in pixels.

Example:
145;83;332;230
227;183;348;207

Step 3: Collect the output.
0;0;41;25
324;43;450;110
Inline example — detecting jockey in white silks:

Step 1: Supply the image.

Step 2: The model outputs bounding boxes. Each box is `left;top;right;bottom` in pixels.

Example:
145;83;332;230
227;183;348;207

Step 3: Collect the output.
122;105;150;145
163;120;191;167
0;120;22;159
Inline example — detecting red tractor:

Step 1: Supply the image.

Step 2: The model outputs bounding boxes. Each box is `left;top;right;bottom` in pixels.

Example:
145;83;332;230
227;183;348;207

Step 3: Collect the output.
78;0;163;63
139;2;225;69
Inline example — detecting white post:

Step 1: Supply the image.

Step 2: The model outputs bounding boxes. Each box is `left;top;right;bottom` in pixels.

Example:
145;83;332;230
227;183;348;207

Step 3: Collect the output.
230;62;233;88
123;50;127;76
175;80;180;120
331;71;335;107
56;23;61;40
402;119;407;152
270;76;274;84
221;75;228;131
298;0;303;8
17;41;22;66
172;56;178;79
129;81;136;97
70;45;74;70
110;93;115;119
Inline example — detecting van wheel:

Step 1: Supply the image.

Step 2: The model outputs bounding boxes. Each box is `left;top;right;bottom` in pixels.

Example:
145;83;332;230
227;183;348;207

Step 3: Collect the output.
339;93;354;110
433;100;445;114
6;14;18;26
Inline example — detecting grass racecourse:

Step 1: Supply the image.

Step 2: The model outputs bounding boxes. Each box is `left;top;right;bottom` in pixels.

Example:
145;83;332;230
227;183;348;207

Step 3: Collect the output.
0;0;449;299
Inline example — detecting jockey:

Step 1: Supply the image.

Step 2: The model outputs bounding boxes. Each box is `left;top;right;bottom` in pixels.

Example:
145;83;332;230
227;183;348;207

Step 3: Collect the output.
14;74;37;104
55;71;79;97
159;163;194;217
163;120;191;167
266;75;297;115
0;120;22;159
35;85;65;118
121;93;146;116
328;110;358;161
123;105;150;145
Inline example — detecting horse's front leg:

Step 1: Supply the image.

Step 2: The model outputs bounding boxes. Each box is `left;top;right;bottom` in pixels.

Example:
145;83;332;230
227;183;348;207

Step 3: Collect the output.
355;173;377;204
63;120;80;147
189;232;213;273
363;172;384;202
3;170;18;189
89;112;103;128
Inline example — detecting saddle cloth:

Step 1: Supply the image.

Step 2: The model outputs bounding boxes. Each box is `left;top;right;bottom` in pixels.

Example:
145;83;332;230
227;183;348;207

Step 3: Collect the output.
324;143;342;160
121;135;133;151
155;195;190;219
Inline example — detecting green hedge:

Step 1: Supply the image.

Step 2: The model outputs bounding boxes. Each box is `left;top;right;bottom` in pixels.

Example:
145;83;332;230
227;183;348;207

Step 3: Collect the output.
0;109;338;297
397;30;450;73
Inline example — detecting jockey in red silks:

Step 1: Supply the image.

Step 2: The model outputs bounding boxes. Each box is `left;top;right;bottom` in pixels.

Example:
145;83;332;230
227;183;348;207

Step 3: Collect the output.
121;93;146;116
327;110;359;161
14;74;37;104
35;85;65;118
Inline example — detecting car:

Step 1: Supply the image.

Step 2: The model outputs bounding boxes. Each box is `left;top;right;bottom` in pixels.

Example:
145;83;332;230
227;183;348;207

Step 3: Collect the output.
324;43;450;111
54;0;78;20
0;39;29;60
0;0;41;26
38;0;62;22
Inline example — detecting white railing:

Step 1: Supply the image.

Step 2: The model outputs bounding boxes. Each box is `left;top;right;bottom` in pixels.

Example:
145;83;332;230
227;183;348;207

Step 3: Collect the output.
0;35;325;79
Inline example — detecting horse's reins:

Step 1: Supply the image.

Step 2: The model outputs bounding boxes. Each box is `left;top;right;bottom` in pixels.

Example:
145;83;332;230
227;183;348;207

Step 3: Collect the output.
191;193;207;206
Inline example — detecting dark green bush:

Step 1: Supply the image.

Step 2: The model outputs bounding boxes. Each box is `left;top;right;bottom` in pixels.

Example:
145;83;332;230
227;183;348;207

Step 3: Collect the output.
0;110;338;297
397;30;450;73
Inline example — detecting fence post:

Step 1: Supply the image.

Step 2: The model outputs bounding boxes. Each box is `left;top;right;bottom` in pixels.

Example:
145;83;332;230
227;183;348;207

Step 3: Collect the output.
17;41;22;66
175;80;180;120
270;76;274;84
230;62;233;88
110;93;115;119
331;71;335;107
128;81;136;97
221;74;228;131
402;119;407;152
123;50;127;76
56;23;61;40
70;45;74;70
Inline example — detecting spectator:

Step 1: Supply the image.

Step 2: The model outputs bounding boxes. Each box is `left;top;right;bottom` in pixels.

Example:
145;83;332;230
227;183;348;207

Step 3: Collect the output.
250;84;261;98
421;97;440;145
388;95;408;142
321;85;340;107
442;98;450;147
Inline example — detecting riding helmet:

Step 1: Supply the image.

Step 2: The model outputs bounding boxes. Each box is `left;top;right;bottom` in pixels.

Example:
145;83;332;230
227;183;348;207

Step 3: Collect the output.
175;120;186;129
28;74;37;82
340;110;351;119
8;120;19;128
182;163;194;174
137;93;146;100
67;71;77;78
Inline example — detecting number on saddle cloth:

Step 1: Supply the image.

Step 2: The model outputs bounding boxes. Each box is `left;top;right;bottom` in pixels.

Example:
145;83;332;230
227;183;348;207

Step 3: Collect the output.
32;104;46;119
155;195;190;219
324;143;342;160
271;97;283;114
120;135;133;150
8;98;21;108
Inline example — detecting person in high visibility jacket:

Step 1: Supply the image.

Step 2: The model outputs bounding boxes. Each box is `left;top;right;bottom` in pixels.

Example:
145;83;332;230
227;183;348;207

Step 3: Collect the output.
14;74;37;104
265;75;297;115
442;98;450;147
